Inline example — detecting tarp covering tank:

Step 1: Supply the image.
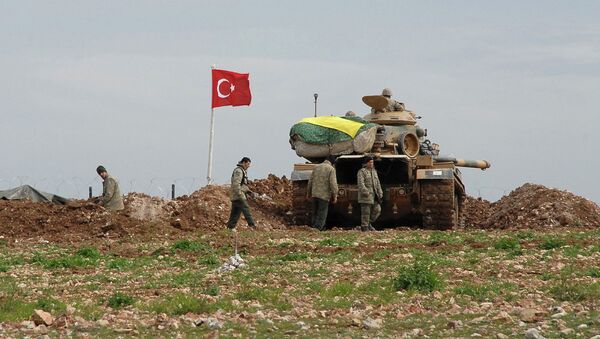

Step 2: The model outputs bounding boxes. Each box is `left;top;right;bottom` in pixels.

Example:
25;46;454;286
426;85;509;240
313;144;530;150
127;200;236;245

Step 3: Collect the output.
289;116;378;159
0;185;69;205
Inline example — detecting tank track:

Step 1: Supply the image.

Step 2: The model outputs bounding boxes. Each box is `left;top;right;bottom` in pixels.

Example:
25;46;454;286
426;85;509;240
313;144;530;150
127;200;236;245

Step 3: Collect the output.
291;181;311;225
421;179;460;230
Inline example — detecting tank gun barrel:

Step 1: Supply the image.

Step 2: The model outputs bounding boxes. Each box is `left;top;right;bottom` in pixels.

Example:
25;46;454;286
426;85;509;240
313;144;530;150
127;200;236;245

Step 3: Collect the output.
434;156;491;170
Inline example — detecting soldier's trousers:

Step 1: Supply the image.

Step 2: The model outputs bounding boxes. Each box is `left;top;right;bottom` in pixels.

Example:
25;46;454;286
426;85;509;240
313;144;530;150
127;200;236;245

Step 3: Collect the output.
227;199;255;229
312;198;329;230
360;203;381;227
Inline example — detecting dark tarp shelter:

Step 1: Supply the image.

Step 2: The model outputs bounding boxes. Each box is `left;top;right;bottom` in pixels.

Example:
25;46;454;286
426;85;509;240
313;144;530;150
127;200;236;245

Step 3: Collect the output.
0;185;69;205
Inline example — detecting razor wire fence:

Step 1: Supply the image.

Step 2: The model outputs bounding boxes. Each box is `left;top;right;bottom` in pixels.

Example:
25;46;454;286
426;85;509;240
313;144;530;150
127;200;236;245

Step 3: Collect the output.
0;176;208;200
0;176;507;202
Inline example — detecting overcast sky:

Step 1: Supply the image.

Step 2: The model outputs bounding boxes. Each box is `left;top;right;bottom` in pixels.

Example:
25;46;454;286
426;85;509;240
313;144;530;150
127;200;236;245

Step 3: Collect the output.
1;1;599;203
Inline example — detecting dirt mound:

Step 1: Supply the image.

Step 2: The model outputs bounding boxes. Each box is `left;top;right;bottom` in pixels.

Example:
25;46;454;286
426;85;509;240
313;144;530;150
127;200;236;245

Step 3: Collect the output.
123;193;176;221
248;174;292;220
2;177;599;243
462;196;493;228
0;199;141;242
172;174;292;231
480;183;600;229
0;175;293;242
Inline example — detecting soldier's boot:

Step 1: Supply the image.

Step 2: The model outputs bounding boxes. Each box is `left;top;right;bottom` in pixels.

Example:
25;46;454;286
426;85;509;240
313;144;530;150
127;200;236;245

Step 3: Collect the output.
360;225;370;232
367;224;377;231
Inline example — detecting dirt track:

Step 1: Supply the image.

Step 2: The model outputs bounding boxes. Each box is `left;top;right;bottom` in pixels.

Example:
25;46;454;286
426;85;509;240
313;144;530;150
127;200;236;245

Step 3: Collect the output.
0;176;599;244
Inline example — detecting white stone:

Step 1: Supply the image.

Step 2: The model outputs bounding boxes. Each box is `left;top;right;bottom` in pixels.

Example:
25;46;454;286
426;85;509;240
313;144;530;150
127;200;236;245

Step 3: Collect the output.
560;328;574;336
32;310;54;326
66;305;76;316
97;319;110;327
362;318;383;330
524;328;545;339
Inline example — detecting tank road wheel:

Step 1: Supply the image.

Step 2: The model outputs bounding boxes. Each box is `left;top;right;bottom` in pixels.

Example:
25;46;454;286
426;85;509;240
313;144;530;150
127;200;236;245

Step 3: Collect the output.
420;179;458;230
292;180;311;225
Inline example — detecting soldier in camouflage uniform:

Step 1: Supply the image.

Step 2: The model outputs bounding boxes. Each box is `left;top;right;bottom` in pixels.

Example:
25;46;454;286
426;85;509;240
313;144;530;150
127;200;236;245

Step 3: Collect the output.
371;88;406;113
96;165;124;211
357;156;383;231
227;157;256;229
306;155;338;231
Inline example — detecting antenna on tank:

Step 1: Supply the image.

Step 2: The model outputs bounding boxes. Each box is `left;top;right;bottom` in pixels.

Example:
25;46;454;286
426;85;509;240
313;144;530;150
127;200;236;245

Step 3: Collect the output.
313;93;318;117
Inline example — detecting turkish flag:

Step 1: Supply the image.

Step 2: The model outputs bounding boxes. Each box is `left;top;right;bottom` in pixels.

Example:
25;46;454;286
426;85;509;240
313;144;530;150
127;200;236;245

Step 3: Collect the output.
211;69;252;108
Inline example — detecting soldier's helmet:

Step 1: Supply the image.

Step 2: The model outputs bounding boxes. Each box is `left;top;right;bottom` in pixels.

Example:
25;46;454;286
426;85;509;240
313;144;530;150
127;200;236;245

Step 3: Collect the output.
381;88;393;97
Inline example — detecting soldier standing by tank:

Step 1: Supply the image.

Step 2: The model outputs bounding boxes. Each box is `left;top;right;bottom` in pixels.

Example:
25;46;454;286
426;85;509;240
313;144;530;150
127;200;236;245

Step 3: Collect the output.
372;88;406;113
306;155;338;231
227;157;256;229
96;165;125;211
357;156;383;231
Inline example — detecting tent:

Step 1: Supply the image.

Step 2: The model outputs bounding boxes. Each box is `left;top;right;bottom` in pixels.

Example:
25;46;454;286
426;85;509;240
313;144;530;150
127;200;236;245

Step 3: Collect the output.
0;185;69;205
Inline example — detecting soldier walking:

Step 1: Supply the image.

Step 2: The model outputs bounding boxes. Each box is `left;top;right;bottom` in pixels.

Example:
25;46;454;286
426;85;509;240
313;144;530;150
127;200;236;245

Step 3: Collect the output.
306;155;338;231
96;165;124;211
357;156;383;231
227;157;256;229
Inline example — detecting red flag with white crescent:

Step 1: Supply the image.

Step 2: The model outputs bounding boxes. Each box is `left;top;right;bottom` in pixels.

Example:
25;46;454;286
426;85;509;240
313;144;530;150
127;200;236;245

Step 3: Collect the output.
211;69;252;108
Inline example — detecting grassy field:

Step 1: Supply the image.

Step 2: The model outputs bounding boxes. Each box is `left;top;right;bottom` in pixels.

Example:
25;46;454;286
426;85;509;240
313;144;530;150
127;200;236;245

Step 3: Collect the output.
1;227;599;338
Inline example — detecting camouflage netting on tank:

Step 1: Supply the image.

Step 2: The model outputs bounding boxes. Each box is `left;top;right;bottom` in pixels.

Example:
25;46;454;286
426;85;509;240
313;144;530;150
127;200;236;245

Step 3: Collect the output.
289;117;376;145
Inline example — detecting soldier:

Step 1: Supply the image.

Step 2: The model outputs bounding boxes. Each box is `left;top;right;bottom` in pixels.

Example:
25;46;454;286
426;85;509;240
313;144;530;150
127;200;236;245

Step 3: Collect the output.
306;155;338;231
357;156;383;231
372;88;406;113
227;157;256;229
96;165;124;211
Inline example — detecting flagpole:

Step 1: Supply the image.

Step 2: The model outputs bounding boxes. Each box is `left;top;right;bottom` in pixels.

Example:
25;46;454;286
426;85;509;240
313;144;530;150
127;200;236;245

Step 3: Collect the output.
207;65;216;185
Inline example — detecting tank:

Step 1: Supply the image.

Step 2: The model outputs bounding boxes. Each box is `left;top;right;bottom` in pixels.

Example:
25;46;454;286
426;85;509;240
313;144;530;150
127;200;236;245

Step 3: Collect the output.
290;94;491;230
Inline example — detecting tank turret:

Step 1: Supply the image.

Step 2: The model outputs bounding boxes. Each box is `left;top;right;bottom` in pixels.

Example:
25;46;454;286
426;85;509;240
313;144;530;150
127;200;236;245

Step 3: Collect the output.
289;91;491;230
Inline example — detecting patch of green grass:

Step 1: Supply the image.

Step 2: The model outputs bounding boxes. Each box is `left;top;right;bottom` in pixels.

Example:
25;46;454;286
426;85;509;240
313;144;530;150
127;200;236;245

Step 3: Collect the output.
171;239;208;253
494;237;520;251
36;297;66;314
0;298;35;322
562;245;581;257
516;230;536;240
356;278;399;305
327;249;355;263
322;281;354;298
426;231;461;246
75;302;104;321
198;255;220;267
392;259;443;293
549;281;600;302
146;293;214;315
317;282;356;310
369;249;393;261
107;257;134;270
306;267;329;277
166;271;205;288
107;292;135;309
539;236;565;250
76;246;101;259
0;277;36;322
540;272;556;281
204;285;220;296
0;255;26;272
31;248;101;269
277;252;309;262
586;267;600;278
305;281;324;293
235;287;291;311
